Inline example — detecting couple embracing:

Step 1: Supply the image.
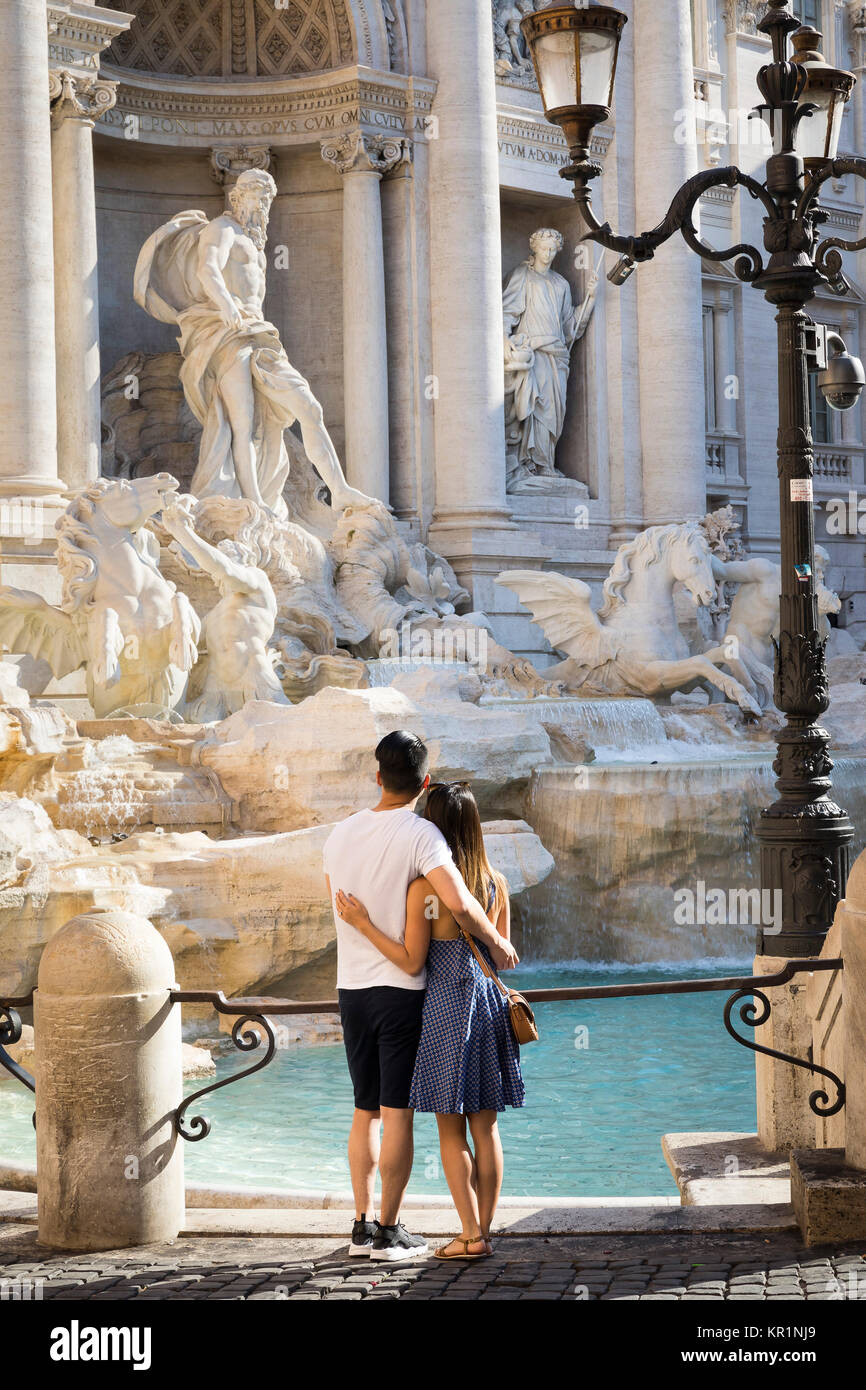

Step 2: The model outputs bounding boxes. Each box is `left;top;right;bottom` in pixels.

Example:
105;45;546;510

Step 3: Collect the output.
323;731;526;1263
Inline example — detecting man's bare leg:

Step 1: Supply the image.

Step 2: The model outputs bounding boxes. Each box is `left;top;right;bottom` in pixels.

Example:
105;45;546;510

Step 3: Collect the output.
379;1106;414;1227
220;358;267;508
348;1108;380;1220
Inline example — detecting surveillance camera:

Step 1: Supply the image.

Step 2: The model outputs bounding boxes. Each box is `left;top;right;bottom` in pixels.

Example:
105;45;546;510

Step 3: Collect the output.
818;334;866;412
607;254;636;286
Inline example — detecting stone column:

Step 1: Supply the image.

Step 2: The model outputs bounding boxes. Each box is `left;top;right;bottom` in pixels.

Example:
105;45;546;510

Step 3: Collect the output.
35;909;184;1251
322;132;401;505
633;0;706;523
49;70;118;495
381;139;434;529
0;0;64;507
713;293;738;437
425;0;514;563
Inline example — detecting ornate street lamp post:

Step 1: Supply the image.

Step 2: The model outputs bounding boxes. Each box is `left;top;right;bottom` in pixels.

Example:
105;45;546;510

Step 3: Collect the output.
523;0;865;957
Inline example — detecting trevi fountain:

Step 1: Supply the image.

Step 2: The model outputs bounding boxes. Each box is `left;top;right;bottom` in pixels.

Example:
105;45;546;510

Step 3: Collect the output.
3;0;866;1200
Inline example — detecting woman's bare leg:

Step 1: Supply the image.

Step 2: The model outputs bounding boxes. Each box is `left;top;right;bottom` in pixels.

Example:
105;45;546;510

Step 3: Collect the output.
467;1110;503;1241
436;1113;486;1255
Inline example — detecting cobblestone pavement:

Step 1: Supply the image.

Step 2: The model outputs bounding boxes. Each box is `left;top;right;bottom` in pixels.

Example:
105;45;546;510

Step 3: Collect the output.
0;1223;865;1301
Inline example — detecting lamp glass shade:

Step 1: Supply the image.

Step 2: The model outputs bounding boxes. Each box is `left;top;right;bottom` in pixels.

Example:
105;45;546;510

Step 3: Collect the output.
796;84;847;163
790;27;855;166
755;106;787;158
532;26;619;115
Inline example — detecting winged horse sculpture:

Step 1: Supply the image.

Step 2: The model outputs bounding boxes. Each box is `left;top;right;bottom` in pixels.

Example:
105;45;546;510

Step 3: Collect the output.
0;474;200;718
498;522;762;716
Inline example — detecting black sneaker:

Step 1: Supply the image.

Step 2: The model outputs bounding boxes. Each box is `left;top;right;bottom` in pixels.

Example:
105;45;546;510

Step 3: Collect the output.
348;1214;379;1257
369;1222;429;1263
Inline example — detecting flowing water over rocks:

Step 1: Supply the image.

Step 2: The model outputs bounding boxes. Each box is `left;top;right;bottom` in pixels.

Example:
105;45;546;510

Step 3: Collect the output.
516;755;866;963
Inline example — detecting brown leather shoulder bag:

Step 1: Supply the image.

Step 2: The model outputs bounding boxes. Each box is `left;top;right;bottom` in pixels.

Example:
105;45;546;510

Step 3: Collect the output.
459;929;539;1045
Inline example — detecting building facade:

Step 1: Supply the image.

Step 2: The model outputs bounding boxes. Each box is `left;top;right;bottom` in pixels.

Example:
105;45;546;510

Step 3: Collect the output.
2;0;866;666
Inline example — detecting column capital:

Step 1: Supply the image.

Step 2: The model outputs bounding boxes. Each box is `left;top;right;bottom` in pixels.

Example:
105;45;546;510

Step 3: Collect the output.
321;131;408;178
209;144;272;187
382;139;414;180
49;69;117;128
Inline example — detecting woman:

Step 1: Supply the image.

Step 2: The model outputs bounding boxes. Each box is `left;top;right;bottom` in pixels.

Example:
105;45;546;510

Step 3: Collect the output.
336;781;525;1260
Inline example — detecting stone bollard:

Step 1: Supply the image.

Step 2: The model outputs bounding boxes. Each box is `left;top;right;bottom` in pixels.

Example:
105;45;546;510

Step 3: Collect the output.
35;908;184;1250
753;953;817;1153
791;851;866;1244
840;856;866;1172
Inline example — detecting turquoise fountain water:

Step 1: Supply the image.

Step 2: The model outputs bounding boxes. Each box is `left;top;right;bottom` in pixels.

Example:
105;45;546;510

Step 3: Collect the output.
0;962;756;1198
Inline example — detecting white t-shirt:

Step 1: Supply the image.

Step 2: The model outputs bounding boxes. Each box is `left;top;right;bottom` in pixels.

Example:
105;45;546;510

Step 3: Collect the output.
323;805;454;991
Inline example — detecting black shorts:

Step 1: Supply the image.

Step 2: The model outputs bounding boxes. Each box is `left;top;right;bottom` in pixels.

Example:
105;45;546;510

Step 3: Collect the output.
338;986;425;1111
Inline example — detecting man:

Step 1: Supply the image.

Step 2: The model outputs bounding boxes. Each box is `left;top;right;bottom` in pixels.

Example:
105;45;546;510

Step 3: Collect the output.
135;168;372;518
503;227;599;488
323;731;519;1262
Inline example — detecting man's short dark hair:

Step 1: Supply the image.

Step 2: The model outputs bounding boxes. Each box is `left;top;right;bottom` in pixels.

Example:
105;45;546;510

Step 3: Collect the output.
375;731;429;795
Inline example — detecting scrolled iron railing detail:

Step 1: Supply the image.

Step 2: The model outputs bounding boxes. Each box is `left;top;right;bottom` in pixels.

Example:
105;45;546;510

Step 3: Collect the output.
0;997;35;1098
174;1013;276;1142
723;986;845;1117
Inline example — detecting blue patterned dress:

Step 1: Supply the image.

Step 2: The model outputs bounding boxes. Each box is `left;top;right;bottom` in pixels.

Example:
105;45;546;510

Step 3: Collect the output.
409;887;525;1115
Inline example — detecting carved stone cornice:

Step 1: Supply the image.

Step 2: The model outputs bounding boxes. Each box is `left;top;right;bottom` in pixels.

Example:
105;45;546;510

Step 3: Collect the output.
49;69;118;128
95;65;437;150
496;109;611;175
47;1;133;76
209;145;272;186
321;130;406;176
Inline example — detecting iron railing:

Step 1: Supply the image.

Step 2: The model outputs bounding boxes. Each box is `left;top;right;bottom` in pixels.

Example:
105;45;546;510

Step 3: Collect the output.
168;957;845;1142
0;960;846;1145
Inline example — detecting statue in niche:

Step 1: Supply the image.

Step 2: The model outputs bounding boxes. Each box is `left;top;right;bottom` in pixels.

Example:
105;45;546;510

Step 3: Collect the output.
134;168;373;521
503;229;599;493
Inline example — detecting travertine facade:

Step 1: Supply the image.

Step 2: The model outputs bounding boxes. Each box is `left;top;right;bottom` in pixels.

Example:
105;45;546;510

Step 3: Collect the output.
2;0;866;663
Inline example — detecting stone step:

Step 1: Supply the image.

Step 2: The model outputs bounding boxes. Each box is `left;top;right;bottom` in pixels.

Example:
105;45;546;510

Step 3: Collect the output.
663;1131;793;1208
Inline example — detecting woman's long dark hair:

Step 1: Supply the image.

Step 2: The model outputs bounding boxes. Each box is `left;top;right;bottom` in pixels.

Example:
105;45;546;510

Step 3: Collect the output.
424;782;508;915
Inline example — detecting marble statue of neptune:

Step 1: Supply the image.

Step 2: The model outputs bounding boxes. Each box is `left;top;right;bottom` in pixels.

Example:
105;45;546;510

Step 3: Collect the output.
134;169;372;519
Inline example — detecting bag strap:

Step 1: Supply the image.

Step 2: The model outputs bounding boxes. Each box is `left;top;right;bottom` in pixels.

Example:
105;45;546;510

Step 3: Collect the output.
459;927;510;999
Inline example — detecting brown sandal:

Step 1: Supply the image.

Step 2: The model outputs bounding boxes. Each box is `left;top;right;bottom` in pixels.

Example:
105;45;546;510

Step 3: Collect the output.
433;1237;490;1261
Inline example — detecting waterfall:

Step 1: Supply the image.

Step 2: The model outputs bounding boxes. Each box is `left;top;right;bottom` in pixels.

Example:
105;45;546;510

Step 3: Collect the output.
517;755;866;965
54;735;149;842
